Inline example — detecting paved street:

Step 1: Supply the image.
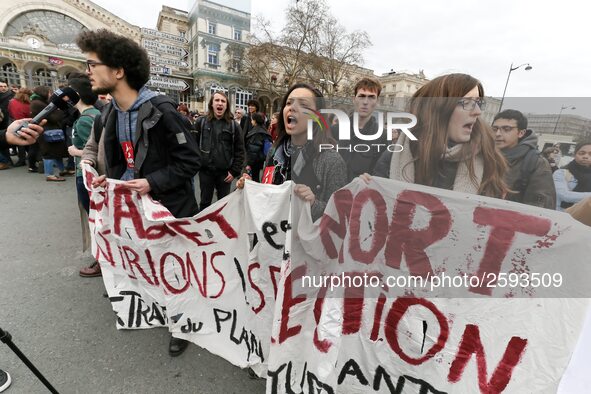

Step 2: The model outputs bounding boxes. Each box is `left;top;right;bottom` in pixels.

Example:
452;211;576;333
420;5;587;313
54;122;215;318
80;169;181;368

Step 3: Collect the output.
0;166;264;394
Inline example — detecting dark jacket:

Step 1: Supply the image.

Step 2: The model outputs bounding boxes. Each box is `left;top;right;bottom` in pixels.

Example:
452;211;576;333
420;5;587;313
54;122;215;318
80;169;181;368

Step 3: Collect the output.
331;115;388;181
502;131;556;209
0;91;15;129
373;149;392;178
264;141;347;221
96;97;201;218
245;125;271;165
31;97;68;160
0;130;9;149
240;114;253;142
195;116;245;177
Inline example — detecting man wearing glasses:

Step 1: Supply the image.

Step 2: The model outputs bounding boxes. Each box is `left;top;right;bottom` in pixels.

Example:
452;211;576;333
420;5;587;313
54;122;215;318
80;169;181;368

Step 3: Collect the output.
492;109;555;208
76;29;200;357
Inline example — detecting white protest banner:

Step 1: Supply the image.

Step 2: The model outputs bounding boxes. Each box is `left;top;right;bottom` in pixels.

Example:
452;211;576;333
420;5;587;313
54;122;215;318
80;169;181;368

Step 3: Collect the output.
83;163;591;392
83;166;290;373
267;177;591;393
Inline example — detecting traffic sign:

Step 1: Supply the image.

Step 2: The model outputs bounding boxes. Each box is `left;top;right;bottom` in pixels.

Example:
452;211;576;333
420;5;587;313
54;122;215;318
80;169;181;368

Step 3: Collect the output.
149;75;190;91
150;65;172;75
148;54;188;68
143;39;188;59
141;27;187;44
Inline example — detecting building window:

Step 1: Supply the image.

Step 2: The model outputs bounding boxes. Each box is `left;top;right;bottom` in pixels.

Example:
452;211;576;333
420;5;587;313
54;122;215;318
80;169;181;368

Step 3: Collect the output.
231;57;241;73
229;49;242;72
207;43;220;66
234;29;241;41
179;31;186;39
208;21;216;35
234;88;252;111
209;84;228;99
1;63;20;87
33;68;53;87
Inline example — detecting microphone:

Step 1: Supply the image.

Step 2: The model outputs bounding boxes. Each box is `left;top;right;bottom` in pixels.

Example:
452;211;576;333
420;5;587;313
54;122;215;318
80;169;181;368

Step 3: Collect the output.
14;87;80;137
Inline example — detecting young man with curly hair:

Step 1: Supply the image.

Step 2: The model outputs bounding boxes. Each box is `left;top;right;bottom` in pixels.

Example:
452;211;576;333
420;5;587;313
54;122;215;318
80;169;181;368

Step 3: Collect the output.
76;29;200;357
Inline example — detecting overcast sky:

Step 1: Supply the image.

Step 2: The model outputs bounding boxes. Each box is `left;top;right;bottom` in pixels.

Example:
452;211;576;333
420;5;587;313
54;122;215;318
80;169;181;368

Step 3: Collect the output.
92;0;590;114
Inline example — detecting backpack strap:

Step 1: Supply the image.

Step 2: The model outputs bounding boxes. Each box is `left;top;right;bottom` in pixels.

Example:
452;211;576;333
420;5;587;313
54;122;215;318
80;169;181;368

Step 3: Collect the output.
93;102;114;144
93;113;104;144
149;95;176;109
197;116;209;155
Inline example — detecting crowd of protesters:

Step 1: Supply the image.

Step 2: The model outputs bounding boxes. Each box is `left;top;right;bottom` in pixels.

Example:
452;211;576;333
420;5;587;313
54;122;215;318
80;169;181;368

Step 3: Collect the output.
1;31;590;245
1;32;590;263
2;28;591;391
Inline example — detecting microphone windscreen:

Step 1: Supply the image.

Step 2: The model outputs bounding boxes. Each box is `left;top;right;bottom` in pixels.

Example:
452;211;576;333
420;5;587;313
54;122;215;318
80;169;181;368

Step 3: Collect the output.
50;86;80;109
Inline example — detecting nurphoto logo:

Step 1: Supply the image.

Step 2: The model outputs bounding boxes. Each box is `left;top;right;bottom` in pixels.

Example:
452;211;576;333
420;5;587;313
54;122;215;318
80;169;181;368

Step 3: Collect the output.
306;109;418;152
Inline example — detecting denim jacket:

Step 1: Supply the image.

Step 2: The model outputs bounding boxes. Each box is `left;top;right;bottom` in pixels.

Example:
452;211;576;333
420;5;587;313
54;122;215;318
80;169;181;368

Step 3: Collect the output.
553;168;591;210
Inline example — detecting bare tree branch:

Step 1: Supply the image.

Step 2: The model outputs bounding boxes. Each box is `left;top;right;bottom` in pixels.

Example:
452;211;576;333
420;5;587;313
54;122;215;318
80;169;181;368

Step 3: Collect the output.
236;0;371;98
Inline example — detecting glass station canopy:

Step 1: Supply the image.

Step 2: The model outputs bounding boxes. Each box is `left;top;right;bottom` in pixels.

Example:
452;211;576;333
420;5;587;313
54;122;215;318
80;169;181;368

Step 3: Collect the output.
4;10;88;47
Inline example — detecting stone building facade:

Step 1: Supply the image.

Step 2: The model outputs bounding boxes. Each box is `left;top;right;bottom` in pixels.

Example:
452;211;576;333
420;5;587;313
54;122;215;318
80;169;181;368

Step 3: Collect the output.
0;0;512;122
0;0;139;89
187;0;251;113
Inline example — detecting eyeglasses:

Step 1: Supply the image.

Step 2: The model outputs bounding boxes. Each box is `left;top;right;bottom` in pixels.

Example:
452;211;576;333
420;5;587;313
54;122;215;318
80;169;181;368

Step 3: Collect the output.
491;125;518;133
457;98;486;111
85;60;106;72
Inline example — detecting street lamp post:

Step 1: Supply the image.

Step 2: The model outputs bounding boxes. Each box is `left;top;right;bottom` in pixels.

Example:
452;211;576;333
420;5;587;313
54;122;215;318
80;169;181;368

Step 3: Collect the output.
499;62;532;112
552;105;576;135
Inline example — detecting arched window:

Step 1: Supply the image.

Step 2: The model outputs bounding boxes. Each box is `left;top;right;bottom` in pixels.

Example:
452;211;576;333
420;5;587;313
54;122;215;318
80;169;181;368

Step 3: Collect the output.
209;83;228;95
1;63;20;86
33;68;54;87
4;11;88;47
234;87;252;111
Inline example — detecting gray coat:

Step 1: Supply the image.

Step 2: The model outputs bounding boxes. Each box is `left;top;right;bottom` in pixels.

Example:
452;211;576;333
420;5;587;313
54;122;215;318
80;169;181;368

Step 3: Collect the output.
309;150;348;221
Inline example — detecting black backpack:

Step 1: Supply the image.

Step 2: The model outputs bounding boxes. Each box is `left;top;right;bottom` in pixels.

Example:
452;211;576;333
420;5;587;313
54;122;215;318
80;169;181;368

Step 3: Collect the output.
246;130;272;163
